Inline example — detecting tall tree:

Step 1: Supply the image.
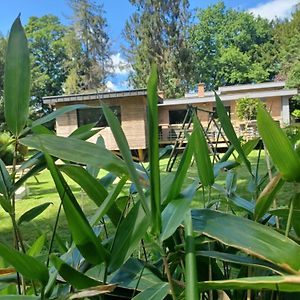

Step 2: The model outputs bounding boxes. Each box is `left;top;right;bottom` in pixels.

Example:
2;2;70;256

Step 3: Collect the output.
274;5;300;105
189;2;277;90
0;35;6;129
65;0;112;93
123;0;193;98
25;15;68;115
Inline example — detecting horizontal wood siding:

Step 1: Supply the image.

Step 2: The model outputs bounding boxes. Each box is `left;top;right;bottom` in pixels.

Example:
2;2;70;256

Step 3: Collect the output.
55;96;147;150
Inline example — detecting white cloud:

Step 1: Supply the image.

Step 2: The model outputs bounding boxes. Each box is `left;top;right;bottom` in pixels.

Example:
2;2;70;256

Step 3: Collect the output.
106;80;117;91
248;0;299;20
110;53;132;75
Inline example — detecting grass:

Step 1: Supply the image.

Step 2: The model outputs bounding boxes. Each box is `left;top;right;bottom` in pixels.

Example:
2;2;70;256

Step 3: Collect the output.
0;149;294;248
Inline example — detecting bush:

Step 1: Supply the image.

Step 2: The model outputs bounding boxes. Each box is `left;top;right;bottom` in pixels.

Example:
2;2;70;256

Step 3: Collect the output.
236;97;265;121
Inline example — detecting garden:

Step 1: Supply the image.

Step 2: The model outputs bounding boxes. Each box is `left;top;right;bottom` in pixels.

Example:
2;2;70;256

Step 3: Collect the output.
0;15;300;300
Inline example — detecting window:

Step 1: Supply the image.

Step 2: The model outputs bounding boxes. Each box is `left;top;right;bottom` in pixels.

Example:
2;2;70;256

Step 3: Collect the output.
212;106;231;118
169;109;188;124
77;106;121;127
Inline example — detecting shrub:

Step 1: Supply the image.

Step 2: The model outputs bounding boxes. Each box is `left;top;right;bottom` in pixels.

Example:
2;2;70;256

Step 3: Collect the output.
236;97;265;121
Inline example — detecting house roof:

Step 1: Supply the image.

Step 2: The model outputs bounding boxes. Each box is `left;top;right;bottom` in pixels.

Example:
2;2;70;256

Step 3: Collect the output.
43;88;148;105
159;88;298;107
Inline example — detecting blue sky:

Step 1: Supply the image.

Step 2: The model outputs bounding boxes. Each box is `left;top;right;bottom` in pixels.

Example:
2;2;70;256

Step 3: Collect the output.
0;0;298;90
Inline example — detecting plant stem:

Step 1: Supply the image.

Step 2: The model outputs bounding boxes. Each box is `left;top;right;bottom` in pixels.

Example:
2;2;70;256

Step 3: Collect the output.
285;195;295;237
163;255;177;300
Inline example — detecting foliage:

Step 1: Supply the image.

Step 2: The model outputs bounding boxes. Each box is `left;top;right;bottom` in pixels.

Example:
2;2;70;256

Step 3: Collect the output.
25;15;68;116
123;0;193;98
1;15;300;300
189;1;277;90
236;97;265;121
65;0;112;93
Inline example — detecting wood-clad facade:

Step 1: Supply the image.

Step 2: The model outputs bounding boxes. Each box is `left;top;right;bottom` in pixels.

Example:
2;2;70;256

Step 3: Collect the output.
43;81;298;155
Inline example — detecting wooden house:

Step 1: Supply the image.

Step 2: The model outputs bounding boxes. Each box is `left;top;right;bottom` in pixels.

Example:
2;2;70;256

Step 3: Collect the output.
43;81;298;159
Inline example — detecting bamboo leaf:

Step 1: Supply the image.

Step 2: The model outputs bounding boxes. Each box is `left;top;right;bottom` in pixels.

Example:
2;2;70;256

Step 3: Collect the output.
0;159;12;199
27;234;46;257
132;282;169;300
4;16;30;137
18;202;52;225
184;210;198;300
102;104;150;215
198;275;300;292
20;134;128;176
215;92;252;174
192;209;300;274
69;284;116;299
0;242;48;285
147;64;161;234
255;173;284;221
50;255;101;289
160;181;197;242
257;107;300;182
44;152;109;265
193;115;214;186
165;132;195;204
108;202;150;273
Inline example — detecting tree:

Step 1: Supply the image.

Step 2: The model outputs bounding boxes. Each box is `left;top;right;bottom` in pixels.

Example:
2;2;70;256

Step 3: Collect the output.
236;97;265;121
123;0;193;98
0;35;7;130
25;15;68;115
189;2;277;90
65;0;112;92
274;5;300;117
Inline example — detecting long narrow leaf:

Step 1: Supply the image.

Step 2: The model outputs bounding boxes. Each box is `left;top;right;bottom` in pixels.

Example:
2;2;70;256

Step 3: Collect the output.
20;134;128;177
192;209;300;274
27;234;46;257
4;16;30;137
44;151;109;265
198;275;300;292
257;107;300;182
102;104;150;215
132;283;169;300
0;242;48;285
147;64;161;234
18;202;52;225
193;115;214;187
50;255;101;289
215;92;252;174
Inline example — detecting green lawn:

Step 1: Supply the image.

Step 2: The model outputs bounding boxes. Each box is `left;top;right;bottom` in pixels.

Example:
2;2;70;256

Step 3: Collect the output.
0;150;293;248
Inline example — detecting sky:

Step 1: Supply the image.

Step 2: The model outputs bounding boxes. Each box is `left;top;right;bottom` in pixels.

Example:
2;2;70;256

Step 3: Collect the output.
0;0;298;90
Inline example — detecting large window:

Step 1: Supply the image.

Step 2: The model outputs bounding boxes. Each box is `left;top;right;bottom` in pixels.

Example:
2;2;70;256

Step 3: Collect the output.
169;109;188;124
77;106;121;127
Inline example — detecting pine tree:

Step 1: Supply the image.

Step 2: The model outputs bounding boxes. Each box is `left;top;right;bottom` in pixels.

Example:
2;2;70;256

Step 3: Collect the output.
123;0;193;98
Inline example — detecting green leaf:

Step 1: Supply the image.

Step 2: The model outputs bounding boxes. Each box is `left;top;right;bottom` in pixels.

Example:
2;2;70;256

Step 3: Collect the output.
4;16;30;137
165;132;195;204
20;134;128;177
90;176;127;227
198;275;300;292
27;234;46;257
160;181;197;242
109;202;150;273
18;202;52;225
0;159;12;199
0;296;40;300
193;115;214;187
110;258;163;291
184;210;198;300
50;255;101;289
132;282;169;300
102;104;150;215
44;152;109;265
236;138;260;164
292;193;300;238
215;92;252;175
147;64;161;234
197;251;285;274
192;209;300;274
0;242;48;285
60;165;123;226
257;107;300;182
255;173;284;221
